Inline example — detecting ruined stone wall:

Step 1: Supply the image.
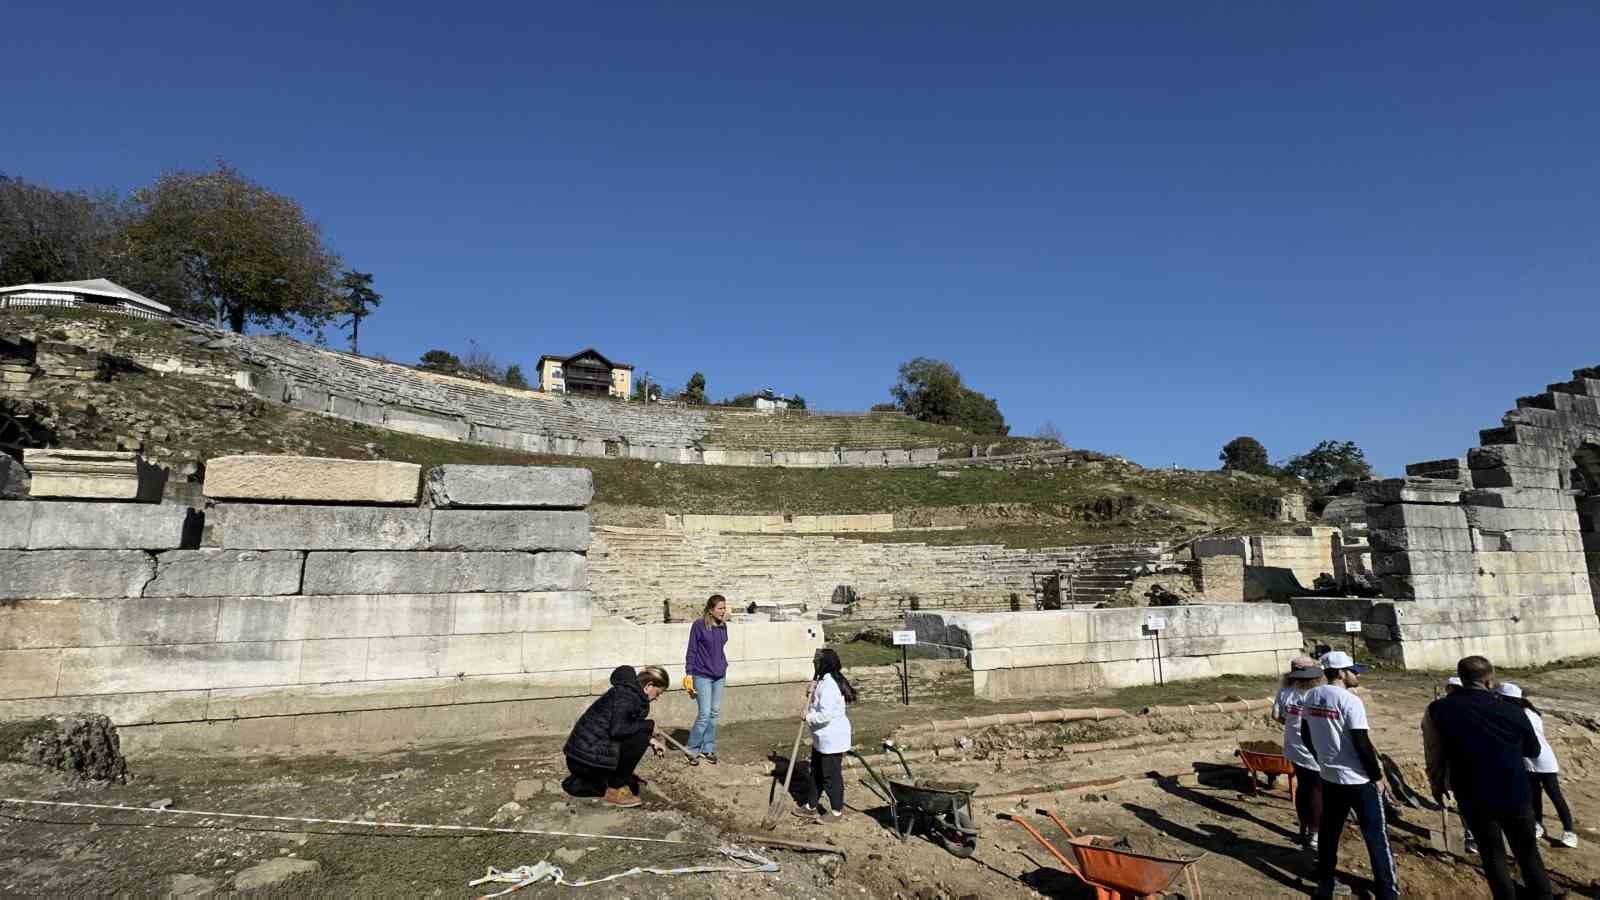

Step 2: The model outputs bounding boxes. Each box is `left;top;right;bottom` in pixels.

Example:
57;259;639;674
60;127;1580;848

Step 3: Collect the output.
666;513;896;534
0;458;821;753
906;604;1304;699
1192;527;1339;598
588;527;1162;621
1359;366;1600;669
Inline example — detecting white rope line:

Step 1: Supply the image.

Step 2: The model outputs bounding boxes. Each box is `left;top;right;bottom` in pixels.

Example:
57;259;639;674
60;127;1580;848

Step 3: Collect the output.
469;845;778;896
0;798;692;845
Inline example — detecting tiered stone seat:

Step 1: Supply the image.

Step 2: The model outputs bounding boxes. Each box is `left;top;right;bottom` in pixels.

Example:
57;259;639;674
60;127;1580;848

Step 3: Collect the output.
703;410;959;450
588;526;1162;622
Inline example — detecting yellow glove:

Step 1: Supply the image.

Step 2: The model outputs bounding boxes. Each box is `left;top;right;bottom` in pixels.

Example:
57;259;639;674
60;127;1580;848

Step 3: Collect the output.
682;676;697;699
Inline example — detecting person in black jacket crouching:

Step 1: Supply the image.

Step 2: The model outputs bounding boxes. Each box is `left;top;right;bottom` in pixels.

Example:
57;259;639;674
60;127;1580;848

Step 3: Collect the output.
563;664;669;808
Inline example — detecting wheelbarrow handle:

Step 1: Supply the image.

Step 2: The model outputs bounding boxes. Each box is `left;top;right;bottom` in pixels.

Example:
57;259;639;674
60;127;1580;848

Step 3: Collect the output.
847;751;893;804
1034;807;1078;843
998;813;1089;883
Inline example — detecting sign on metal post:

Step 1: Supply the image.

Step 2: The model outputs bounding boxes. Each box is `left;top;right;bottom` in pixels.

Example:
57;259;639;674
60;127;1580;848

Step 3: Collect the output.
892;631;916;705
1144;615;1167;686
1344;620;1361;656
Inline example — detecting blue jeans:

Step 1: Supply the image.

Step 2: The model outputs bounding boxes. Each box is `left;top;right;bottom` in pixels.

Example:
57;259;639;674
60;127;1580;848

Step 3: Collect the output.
687;675;725;755
1316;780;1397;900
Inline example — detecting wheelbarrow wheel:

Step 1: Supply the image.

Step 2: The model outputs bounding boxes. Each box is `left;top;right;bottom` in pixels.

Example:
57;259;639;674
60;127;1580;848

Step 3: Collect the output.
932;808;977;858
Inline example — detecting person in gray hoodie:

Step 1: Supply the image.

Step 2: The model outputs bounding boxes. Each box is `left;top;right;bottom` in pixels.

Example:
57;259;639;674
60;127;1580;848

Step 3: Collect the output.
793;648;856;823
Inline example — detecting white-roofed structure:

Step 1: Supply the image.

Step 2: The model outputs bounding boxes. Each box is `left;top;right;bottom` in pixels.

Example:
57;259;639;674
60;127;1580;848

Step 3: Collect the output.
0;278;172;320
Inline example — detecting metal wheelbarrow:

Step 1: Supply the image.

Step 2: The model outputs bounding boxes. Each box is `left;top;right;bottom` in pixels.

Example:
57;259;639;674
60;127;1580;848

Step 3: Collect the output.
1237;740;1296;801
850;741;979;858
1001;807;1205;900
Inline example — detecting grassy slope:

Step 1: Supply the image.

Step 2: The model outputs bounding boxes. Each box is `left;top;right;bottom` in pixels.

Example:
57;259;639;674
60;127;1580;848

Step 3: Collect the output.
5;307;1295;546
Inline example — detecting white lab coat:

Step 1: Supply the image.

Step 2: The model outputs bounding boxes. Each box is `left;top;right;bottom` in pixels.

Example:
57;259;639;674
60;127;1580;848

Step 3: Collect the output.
806;674;852;754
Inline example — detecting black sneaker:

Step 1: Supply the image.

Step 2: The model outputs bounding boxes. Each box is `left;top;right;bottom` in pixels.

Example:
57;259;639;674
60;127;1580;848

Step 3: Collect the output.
791;805;821;821
703;753;719;765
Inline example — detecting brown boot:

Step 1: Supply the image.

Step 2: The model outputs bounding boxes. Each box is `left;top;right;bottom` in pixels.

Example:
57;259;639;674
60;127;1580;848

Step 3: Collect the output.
603;786;641;808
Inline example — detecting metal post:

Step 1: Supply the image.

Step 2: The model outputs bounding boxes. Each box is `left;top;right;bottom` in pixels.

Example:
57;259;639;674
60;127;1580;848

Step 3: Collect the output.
900;644;910;706
1155;630;1165;687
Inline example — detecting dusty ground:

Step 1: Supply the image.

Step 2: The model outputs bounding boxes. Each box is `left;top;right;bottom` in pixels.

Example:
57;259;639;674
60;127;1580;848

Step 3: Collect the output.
5;663;1600;898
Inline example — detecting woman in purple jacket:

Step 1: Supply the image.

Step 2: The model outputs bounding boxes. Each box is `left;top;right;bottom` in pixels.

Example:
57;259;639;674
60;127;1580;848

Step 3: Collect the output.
684;594;730;764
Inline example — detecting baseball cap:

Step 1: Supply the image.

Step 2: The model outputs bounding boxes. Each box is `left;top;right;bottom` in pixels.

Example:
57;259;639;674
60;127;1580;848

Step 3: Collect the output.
1288;664;1324;679
1446;676;1462;687
1319;650;1367;673
1496;682;1523;699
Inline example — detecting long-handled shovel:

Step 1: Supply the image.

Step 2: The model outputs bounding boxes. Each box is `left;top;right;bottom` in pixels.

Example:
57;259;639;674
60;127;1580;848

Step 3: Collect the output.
656;730;697;762
763;713;809;830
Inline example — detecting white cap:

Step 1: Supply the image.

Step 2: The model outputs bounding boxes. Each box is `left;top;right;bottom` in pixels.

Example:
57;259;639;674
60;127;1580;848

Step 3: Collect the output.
1447;676;1463;687
1319;650;1361;671
1496;682;1523;699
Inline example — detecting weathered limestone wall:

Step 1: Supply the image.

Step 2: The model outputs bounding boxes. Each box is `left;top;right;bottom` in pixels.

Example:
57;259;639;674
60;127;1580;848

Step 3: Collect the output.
1193;527;1339;598
588;527;1162;621
1357;367;1600;669
667;513;896;534
906;604;1304;700
0;458;822;752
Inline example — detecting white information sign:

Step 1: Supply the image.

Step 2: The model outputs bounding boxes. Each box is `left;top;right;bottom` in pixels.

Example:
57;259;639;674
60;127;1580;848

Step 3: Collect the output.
892;630;918;646
1144;615;1168;632
1343;621;1362;633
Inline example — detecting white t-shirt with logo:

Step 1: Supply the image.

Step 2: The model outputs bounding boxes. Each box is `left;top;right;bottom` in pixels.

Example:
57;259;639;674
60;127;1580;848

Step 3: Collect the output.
1275;686;1320;770
1300;684;1371;785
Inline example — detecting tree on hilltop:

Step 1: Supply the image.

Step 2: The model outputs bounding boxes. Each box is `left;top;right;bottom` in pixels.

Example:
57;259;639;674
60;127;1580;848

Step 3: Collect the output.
682;372;707;405
123;162;341;333
504;364;529;390
337;271;381;355
418;349;461;374
1282;440;1373;492
1219;436;1272;475
890;357;1009;435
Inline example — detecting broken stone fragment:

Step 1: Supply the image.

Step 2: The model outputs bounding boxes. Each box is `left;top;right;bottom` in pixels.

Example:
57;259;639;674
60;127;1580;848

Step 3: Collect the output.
0;714;129;782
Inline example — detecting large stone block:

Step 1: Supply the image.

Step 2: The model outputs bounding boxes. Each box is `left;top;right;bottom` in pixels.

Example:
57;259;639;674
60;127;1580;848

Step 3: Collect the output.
1358;479;1464;505
56;641;303;694
0;595;220;650
145;549;304;597
204;455;421;504
215;504;430;550
216;594;453;641
23;501;198;550
426;465;593;509
300;551;582;594
0;550;155;599
0;501;32;548
453;591;593;634
22;449;164;502
0;649;63;699
428;510;590;551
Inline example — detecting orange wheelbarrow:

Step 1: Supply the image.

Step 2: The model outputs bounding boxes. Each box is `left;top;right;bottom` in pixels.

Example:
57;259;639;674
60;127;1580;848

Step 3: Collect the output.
1000;808;1205;900
1237;741;1296;801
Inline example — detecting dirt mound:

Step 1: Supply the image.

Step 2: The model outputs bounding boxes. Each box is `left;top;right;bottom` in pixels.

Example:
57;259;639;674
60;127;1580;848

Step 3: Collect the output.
1087;833;1198;860
1;714;129;783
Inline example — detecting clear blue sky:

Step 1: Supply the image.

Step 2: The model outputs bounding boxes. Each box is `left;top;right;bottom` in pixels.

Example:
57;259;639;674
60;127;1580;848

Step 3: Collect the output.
6;3;1598;474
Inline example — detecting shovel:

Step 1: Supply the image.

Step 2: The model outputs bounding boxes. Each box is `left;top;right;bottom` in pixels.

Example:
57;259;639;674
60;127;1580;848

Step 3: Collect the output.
763;708;810;830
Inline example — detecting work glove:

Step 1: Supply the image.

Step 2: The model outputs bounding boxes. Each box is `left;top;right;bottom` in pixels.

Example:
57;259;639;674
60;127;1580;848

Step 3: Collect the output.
682;676;697;699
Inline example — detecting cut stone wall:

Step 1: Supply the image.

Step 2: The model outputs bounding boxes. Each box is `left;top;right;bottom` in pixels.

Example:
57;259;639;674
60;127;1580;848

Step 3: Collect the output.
589;527;1161;621
906;604;1304;699
666;513;896;534
1357;368;1600;669
1193;527;1339;598
0;458;822;752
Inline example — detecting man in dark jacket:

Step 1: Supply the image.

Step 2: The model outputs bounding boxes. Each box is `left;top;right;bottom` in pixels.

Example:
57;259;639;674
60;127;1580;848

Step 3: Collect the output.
564;665;668;808
1423;655;1551;900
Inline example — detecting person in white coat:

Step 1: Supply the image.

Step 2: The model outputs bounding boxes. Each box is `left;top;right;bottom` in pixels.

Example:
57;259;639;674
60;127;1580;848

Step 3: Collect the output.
1498;682;1579;848
793;647;857;823
1273;656;1325;851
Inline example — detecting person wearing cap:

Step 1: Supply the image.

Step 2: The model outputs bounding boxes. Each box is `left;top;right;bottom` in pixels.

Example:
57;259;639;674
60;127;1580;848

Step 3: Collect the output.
1445;675;1463;694
1497;681;1578;849
1423;656;1551;900
1273;656;1325;851
1298;650;1396;900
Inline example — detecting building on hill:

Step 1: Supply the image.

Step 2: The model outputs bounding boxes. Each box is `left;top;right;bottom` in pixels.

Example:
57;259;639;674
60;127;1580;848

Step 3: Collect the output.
538;348;632;398
0;279;171;320
754;389;796;412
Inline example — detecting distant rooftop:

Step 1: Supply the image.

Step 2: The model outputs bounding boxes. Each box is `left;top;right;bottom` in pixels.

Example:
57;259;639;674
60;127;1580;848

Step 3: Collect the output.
0;278;172;315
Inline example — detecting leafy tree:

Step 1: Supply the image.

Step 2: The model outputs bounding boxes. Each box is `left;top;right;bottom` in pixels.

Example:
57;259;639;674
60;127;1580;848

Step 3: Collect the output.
123;163;341;333
0;175;121;285
789;395;807;410
1282;440;1374;491
337;271;381;355
418;349;461;374
631;371;661;402
683;372;707;405
504;364;529;390
870;402;900;412
889;357;1009;435
1219;436;1272;475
